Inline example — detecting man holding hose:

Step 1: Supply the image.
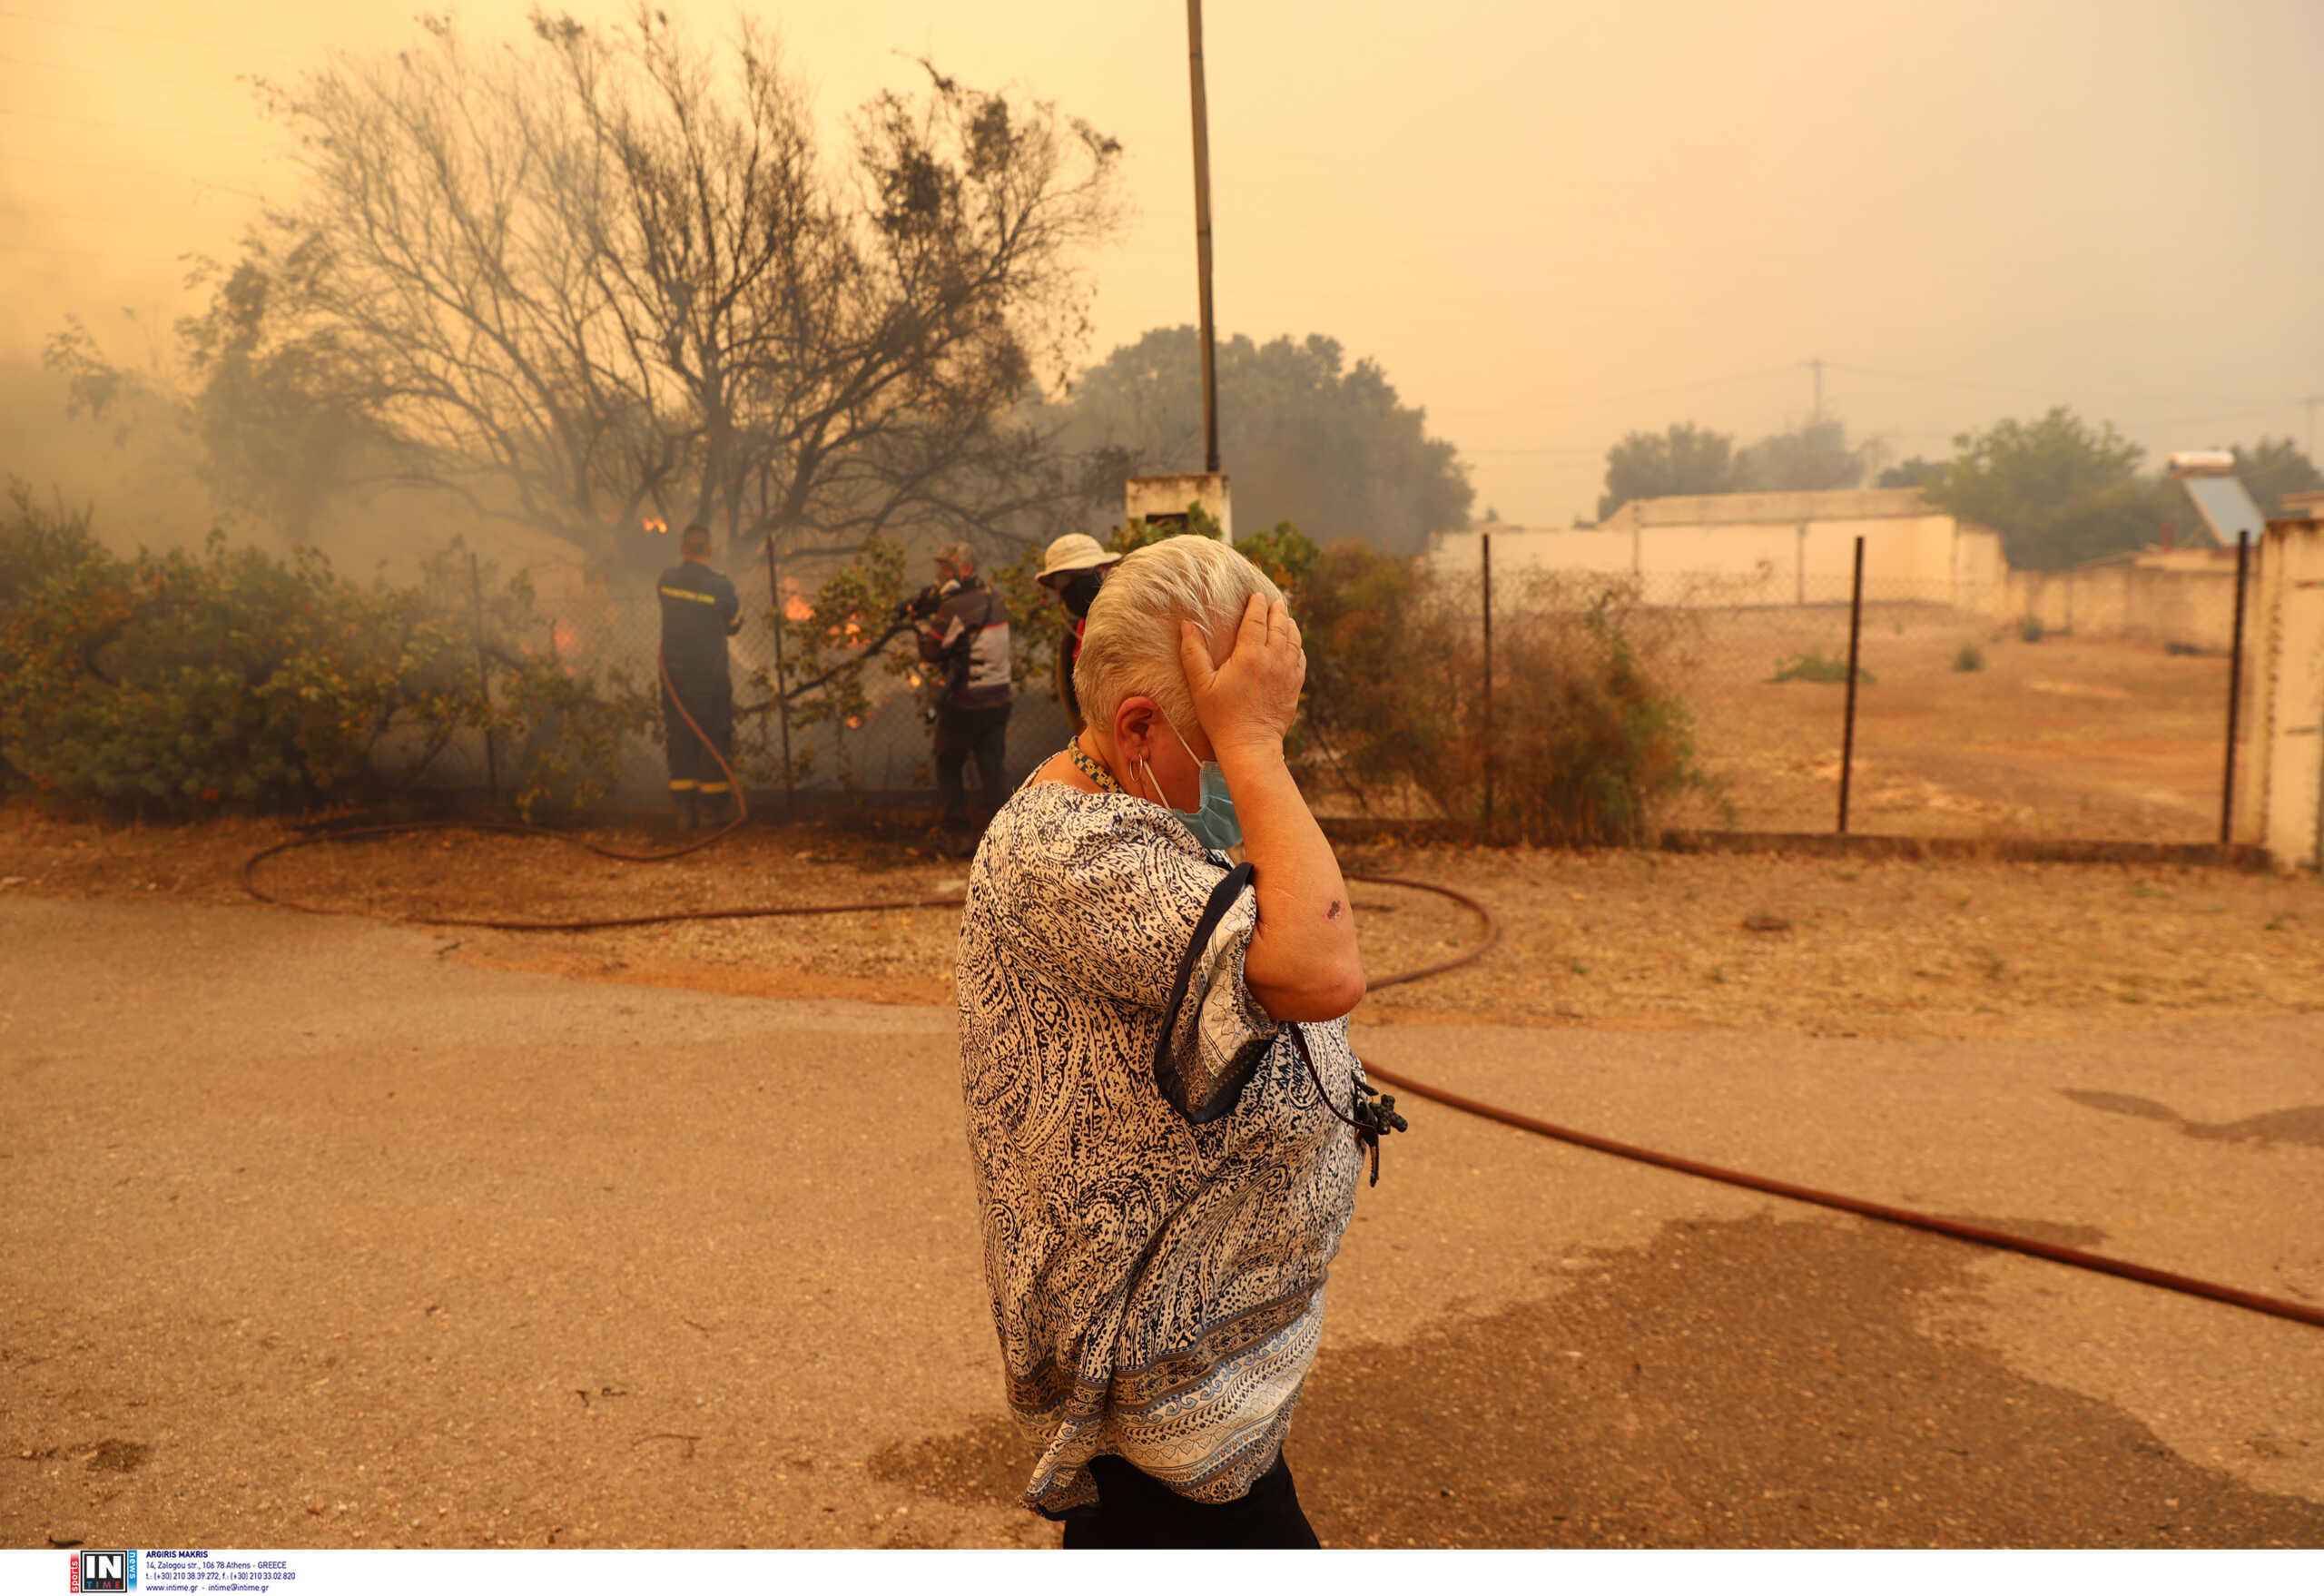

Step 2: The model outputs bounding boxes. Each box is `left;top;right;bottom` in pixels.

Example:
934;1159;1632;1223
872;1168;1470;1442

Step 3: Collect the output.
655;523;743;831
917;541;1014;843
954;534;1388;1547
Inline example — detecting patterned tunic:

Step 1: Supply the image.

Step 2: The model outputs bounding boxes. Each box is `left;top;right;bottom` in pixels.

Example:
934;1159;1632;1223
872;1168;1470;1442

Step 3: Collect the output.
956;777;1369;1518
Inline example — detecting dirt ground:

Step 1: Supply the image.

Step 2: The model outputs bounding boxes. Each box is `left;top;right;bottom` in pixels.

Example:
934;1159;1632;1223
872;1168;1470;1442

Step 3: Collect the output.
3;803;2316;1040
9;896;2324;1551
1672;605;2242;842
9;803;2324;1551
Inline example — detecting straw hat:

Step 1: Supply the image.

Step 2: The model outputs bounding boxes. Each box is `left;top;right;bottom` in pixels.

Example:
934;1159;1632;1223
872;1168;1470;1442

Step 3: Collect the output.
1035;533;1121;589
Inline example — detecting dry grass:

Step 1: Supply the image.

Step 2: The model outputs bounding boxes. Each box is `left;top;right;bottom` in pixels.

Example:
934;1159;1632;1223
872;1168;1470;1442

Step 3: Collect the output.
5;803;2317;1040
1672;604;2242;842
1338;842;2320;1038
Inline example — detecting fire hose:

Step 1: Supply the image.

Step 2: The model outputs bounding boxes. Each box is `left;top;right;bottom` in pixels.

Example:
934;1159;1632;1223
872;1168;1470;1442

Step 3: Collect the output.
732;618;920;718
239;741;2324;1336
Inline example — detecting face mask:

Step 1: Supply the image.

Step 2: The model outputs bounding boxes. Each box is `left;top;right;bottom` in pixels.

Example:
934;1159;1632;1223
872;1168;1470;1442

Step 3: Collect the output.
1138;719;1242;853
1059;569;1104;617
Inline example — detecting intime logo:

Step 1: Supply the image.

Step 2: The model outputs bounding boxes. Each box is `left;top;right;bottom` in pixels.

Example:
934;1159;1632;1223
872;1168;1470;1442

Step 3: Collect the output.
69;1549;136;1591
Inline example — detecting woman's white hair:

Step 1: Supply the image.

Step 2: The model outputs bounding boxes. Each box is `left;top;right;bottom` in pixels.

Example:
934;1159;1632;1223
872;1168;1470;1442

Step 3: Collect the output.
1074;535;1285;739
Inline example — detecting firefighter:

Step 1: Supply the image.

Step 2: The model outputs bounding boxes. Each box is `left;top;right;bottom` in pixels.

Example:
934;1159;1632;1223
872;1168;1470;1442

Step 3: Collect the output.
1034;532;1121;733
655;523;743;831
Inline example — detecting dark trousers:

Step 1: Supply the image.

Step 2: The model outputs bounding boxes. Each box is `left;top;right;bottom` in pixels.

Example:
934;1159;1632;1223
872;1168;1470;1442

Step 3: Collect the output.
662;673;734;798
933;702;1009;828
1060;1453;1320;1550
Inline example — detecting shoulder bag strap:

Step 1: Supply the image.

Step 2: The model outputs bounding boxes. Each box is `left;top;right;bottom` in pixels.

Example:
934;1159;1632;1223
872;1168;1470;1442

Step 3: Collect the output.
1151;862;1256;1107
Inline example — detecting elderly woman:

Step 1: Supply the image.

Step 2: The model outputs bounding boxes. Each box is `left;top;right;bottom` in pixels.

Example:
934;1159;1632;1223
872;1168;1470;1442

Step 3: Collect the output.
955;534;1391;1549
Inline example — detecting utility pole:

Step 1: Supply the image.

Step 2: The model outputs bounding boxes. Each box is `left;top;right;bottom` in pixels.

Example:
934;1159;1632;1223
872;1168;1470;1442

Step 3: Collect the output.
1481;527;1494;834
1187;0;1220;474
1807;357;1826;426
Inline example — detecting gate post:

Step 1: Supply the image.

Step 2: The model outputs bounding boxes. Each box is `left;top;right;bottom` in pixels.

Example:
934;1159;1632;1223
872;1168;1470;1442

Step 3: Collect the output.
2251;498;2324;869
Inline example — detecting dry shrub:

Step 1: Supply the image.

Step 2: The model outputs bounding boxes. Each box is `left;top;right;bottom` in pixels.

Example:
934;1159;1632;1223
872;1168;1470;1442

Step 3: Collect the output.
1300;543;1713;842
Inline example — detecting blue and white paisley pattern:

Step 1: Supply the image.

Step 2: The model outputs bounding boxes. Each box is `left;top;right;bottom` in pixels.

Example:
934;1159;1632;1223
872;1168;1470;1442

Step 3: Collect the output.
956;777;1367;1517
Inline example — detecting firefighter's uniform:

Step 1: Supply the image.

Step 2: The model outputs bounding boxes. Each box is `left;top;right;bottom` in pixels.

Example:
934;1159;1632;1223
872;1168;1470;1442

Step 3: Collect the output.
655;557;743;822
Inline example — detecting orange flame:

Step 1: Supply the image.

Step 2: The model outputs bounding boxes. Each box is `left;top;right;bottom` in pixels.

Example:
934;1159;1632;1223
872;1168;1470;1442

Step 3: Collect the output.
553;621;582;655
784;596;812;622
643;517;668;536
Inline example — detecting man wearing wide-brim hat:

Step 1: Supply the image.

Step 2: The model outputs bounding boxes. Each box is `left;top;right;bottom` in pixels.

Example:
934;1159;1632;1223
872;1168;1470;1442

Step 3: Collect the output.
1036;533;1122;733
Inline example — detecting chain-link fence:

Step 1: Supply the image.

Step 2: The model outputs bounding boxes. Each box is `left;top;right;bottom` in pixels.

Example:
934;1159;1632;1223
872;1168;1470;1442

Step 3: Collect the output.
1509;549;2261;844
470;535;2260;846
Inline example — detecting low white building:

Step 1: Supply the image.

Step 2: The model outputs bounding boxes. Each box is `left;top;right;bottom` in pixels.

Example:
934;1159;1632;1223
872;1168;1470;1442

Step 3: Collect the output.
1431;488;2006;610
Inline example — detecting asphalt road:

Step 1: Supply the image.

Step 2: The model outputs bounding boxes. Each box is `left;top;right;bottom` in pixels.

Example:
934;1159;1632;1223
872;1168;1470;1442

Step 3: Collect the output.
5;897;2320;1549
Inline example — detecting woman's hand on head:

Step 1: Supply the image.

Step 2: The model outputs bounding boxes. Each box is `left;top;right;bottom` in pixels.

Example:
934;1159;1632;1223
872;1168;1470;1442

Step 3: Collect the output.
1178;595;1305;757
1180;595;1359;1020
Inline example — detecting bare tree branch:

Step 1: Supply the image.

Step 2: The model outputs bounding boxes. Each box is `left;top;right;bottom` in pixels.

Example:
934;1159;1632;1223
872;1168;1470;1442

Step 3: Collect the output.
168;6;1118;573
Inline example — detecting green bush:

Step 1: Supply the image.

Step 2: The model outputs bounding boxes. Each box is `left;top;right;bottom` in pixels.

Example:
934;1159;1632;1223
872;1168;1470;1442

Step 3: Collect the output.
1954;642;1985;673
0;496;647;817
1228;518;1323;595
1098;506;1321;595
2018;615;2045;643
1767;649;1874;685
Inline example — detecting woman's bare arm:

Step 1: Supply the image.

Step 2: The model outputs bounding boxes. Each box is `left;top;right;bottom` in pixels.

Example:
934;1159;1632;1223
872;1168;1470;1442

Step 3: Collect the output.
1180;596;1365;1022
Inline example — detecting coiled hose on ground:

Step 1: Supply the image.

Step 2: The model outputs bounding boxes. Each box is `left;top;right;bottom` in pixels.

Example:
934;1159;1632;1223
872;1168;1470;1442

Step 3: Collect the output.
240;705;2324;1335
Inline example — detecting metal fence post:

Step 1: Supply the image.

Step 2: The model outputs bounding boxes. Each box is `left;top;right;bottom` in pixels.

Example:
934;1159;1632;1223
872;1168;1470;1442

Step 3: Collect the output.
469;550;498;803
1481;527;1495;833
2221;529;2251;845
1837;535;1865;835
765;536;794;813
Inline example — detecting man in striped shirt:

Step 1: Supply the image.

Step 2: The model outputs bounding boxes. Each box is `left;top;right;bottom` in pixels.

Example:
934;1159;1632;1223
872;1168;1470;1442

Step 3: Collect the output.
917;541;1014;842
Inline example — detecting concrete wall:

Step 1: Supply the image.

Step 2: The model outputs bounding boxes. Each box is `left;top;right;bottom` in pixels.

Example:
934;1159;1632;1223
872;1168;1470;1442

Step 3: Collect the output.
1432;490;2263;662
2004;549;2247;652
1433;490;2004;610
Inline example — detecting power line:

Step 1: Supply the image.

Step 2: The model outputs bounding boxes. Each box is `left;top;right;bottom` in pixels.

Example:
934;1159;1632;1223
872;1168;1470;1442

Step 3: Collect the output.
1453;354;2307;452
1822;359;2043;397
1438;362;1798;420
0;7;306;58
0;103;283;146
2112;402;2308;434
0;49;253;87
3;149;269;197
1;206;239;232
0;241;194;261
1824;358;2272;411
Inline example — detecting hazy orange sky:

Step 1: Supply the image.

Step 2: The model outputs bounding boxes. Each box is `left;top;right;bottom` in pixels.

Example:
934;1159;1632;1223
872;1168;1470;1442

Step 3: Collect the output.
5;0;2320;527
